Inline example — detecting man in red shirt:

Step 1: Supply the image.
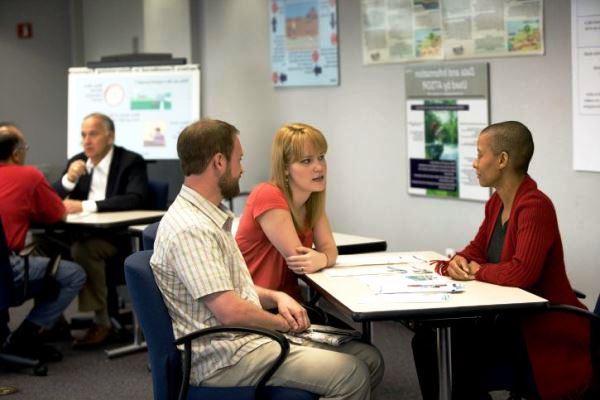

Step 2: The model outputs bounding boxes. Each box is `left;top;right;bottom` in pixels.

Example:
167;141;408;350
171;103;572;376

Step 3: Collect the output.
0;122;85;362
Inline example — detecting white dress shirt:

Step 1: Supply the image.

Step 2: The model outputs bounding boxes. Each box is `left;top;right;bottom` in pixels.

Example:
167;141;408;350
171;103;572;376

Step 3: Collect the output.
60;147;114;213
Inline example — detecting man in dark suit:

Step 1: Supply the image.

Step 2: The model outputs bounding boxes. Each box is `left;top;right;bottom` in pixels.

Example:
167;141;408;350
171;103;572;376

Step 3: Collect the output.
54;112;148;347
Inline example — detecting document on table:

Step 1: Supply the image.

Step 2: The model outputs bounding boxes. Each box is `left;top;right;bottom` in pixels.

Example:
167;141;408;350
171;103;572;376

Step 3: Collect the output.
324;264;432;277
66;211;93;221
326;254;434;277
359;273;464;294
358;293;450;304
334;253;430;267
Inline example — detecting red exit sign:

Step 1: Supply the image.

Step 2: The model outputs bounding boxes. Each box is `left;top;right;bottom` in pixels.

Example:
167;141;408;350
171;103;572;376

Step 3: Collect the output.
16;22;33;39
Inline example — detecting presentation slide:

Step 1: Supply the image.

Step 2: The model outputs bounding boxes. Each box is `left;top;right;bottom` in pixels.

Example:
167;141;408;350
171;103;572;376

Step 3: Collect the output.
68;65;200;160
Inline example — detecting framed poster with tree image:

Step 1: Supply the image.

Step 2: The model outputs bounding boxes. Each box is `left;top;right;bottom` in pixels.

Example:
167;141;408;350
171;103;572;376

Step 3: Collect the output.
406;63;490;202
424;100;459;198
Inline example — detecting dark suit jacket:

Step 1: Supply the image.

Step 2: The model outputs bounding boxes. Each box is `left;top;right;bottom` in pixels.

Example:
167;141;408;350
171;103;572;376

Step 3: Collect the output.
53;146;148;212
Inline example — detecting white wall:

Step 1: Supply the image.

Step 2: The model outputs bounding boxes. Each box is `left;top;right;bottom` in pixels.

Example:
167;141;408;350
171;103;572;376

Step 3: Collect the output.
197;0;600;308
144;0;192;60
80;0;144;63
0;0;72;177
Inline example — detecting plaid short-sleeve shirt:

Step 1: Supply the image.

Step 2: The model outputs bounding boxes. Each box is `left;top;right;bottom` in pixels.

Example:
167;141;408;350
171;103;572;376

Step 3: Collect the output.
150;185;269;384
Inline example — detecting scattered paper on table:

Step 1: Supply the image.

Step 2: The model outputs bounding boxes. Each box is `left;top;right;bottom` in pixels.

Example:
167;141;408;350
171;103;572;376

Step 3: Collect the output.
358;293;450;304
335;253;431;268
359;274;464;294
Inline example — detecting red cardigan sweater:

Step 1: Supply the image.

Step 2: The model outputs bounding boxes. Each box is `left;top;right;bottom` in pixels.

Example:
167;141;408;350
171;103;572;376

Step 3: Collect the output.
454;175;591;399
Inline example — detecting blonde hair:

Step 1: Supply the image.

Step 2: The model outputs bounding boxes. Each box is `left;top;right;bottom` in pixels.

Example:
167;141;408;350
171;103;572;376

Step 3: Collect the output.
270;123;328;232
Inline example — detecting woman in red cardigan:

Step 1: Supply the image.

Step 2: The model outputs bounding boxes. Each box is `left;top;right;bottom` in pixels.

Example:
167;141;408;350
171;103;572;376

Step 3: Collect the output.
416;121;592;400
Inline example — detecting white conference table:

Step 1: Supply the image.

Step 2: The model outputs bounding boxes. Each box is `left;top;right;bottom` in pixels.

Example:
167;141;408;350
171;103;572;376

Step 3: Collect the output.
130;217;388;254
303;251;548;400
65;210;165;229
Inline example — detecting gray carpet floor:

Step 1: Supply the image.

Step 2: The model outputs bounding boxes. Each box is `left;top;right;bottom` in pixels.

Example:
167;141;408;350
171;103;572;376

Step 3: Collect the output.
1;301;509;399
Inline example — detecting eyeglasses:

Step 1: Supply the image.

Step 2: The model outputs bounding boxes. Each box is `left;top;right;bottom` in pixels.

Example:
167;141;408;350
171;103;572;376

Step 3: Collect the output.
18;143;29;151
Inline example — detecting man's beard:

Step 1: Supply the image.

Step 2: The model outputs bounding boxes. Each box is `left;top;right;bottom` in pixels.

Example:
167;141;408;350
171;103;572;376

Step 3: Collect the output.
218;167;241;199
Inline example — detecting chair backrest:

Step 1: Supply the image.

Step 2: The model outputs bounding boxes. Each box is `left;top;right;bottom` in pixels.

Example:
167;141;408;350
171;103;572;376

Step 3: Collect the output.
147;180;169;210
0;221;13;311
125;250;318;400
545;297;600;399
124;250;181;400
590;295;600;398
142;221;160;251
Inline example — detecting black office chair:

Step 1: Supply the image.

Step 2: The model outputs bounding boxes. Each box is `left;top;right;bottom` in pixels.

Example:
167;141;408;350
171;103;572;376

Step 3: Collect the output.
147;180;169;210
125;250;317;400
0;221;51;376
508;295;600;400
142;221;159;251
546;298;600;399
225;191;250;214
105;180;168;327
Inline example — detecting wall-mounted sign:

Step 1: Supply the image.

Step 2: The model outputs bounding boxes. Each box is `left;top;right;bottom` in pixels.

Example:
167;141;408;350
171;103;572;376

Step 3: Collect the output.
362;0;544;65
269;0;339;87
406;62;490;201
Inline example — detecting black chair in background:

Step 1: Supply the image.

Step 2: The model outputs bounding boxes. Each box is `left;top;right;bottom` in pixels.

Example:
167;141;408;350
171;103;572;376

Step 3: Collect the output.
544;296;600;399
0;221;49;376
147;180;169;210
125;250;317;400
142;221;159;251
508;295;600;400
226;191;250;215
105;180;169;329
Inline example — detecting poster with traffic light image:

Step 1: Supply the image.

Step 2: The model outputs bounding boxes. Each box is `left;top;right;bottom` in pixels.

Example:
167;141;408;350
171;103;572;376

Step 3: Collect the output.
269;0;339;87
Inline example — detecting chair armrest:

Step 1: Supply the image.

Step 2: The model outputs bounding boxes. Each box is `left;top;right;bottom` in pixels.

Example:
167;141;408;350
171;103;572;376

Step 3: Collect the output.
18;243;36;258
174;326;289;400
545;303;600;397
546;303;600;322
15;246;36;300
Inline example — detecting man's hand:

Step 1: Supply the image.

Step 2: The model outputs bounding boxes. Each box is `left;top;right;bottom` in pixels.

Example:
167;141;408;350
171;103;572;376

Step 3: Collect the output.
274;291;310;333
273;314;291;333
447;255;474;281
66;159;86;183
63;199;83;214
286;246;327;274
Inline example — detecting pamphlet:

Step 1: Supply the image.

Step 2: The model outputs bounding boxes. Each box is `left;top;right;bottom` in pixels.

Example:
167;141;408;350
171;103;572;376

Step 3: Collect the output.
360;273;464;294
284;324;361;347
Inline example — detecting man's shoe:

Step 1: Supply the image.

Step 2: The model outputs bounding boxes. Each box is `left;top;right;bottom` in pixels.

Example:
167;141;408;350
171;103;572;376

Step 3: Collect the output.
38;315;73;342
37;344;63;362
2;337;62;363
73;323;111;349
2;319;62;362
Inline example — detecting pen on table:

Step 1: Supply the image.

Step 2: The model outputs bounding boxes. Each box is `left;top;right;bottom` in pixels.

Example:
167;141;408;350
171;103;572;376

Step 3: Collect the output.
407;284;447;288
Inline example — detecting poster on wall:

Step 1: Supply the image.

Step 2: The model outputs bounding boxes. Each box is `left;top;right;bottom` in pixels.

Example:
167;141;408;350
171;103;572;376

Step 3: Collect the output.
572;0;600;172
269;0;339;87
406;62;490;201
68;65;200;160
361;0;544;65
